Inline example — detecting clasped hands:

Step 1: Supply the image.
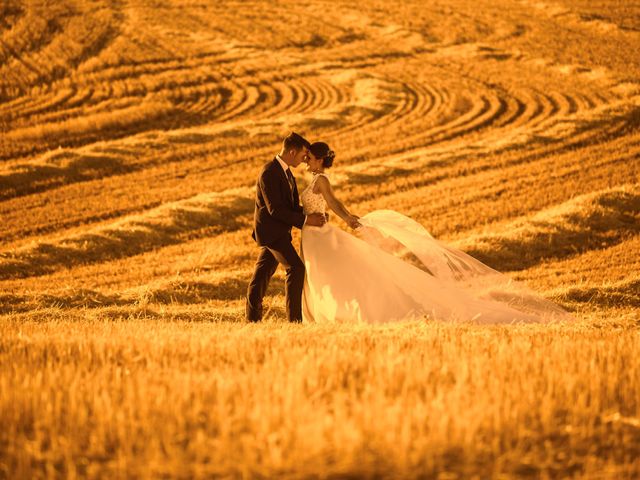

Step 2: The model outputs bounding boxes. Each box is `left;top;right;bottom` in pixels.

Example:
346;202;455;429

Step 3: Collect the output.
305;213;361;229
305;213;328;227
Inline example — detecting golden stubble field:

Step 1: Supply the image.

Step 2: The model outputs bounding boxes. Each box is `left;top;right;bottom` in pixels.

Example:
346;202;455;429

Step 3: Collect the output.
1;0;639;477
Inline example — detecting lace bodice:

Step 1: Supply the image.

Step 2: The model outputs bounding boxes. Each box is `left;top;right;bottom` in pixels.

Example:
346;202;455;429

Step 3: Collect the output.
301;173;328;215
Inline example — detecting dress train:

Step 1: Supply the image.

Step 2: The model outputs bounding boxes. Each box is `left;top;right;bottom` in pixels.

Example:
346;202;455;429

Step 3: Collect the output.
301;210;572;324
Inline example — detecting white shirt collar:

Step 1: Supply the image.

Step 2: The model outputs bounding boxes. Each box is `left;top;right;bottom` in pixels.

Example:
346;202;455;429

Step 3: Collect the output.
275;154;290;173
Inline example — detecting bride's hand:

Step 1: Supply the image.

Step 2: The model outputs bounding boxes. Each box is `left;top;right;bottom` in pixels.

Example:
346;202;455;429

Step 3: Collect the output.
347;215;361;229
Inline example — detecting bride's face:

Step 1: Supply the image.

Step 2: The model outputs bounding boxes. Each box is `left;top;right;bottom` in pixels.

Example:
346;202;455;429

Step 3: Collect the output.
306;153;323;172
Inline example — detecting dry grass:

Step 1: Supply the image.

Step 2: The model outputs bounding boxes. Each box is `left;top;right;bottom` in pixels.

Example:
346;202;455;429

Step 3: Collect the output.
458;184;640;270
1;0;639;477
0;189;252;279
2;316;639;479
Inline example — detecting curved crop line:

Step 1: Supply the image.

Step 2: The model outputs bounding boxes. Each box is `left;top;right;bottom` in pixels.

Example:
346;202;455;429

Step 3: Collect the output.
457;184;640;271
0;188;254;279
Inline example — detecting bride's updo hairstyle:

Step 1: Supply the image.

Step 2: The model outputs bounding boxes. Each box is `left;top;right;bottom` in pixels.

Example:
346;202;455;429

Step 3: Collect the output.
309;142;335;169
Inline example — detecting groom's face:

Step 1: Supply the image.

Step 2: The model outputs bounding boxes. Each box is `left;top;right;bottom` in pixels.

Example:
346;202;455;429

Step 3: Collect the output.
291;147;310;167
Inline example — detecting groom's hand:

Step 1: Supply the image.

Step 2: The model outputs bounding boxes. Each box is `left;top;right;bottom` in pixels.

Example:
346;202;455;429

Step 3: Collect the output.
306;213;326;227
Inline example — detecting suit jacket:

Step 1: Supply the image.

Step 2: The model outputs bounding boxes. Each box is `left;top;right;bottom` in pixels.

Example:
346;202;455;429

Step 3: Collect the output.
252;158;305;246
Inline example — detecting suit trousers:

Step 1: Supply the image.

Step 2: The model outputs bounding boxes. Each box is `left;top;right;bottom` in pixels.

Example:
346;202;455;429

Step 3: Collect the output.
246;236;305;322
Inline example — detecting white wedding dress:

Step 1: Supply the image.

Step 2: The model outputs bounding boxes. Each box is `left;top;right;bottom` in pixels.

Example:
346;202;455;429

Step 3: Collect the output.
300;173;572;324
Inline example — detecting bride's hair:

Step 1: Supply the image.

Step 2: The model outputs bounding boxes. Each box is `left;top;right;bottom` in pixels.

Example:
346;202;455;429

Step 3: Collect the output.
309;142;335;168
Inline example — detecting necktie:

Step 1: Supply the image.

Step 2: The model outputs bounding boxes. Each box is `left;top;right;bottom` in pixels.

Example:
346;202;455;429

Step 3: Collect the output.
286;168;295;199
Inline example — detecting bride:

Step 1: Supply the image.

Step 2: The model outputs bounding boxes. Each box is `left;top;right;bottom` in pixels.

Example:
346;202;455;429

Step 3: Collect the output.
300;142;572;324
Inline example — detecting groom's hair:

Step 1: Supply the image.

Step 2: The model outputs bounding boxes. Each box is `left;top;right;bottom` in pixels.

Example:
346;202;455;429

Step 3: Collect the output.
283;132;311;152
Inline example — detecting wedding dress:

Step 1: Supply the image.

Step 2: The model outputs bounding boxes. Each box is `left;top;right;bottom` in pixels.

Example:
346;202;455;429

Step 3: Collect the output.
300;173;572;324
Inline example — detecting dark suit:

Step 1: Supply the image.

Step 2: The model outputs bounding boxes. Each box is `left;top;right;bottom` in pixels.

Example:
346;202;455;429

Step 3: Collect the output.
246;158;306;322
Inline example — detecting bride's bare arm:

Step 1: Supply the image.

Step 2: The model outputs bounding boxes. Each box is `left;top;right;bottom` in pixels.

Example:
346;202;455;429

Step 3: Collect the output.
314;176;360;228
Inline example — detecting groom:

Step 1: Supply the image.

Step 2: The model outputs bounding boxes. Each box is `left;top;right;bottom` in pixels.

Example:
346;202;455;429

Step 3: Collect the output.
246;132;326;322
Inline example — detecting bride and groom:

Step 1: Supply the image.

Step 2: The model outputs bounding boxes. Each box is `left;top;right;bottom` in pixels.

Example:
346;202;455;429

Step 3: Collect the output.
246;132;570;324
